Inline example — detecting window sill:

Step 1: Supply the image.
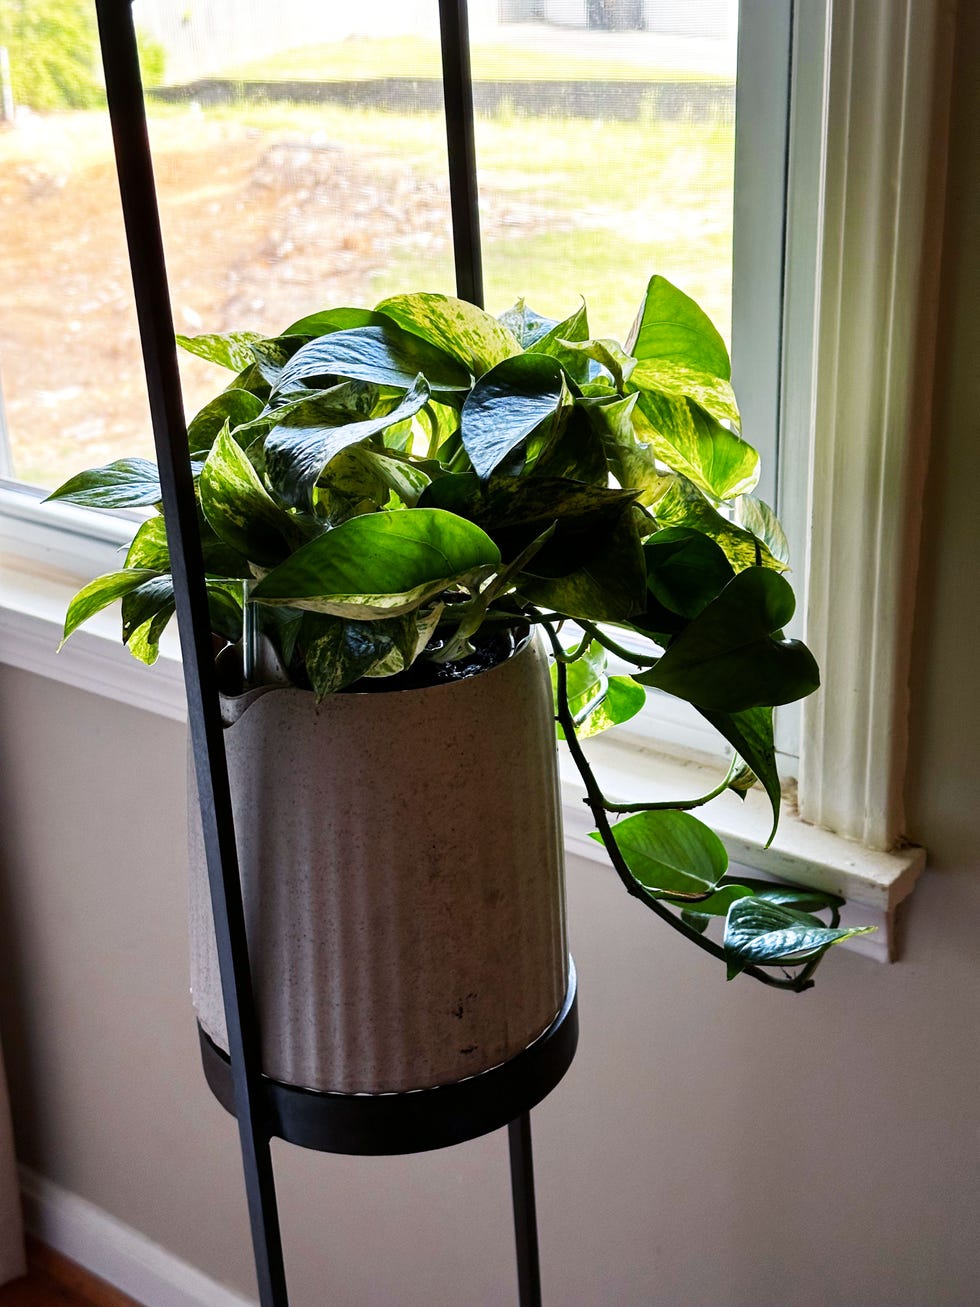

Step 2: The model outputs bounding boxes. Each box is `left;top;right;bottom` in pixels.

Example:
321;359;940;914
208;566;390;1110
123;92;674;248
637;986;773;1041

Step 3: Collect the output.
0;556;924;964
0;551;185;722
559;736;924;964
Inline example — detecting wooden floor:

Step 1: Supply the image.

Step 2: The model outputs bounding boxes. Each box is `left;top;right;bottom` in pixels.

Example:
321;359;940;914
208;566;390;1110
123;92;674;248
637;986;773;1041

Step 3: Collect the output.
0;1241;141;1307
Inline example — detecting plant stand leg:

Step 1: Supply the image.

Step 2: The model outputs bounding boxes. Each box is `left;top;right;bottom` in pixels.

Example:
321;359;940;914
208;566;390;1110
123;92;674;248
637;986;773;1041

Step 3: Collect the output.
508;1112;542;1307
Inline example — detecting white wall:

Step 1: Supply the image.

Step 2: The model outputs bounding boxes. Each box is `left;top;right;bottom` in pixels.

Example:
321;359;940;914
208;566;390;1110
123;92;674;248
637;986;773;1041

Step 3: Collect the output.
1;5;979;1305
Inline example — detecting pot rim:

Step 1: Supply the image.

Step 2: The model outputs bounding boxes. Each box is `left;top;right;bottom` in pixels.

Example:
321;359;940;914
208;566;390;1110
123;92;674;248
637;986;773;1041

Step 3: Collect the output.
215;619;536;714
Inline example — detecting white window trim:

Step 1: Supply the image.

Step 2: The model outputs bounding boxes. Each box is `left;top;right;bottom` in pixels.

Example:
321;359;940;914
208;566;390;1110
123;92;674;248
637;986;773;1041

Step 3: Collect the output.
795;0;955;855
0;0;952;963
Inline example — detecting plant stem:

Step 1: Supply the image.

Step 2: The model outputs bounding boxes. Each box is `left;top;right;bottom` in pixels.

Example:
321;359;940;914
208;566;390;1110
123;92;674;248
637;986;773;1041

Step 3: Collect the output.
242;579;257;688
573;620;661;667
553;632;592;663
539;616;815;993
601;773;733;814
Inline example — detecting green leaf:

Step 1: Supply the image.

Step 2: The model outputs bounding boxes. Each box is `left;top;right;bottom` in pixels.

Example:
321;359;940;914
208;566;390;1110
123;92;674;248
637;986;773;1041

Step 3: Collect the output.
644;526;735;619
737;496;790;567
723;897;875;979
264;375;431;508
226;361;272;402
557;337;635;391
248;336;311;387
681;883;755;919
125;517;171;571
45;458;161;509
629;358;740;429
530;401;609;485
127;605;175;665
518;506;647;621
552;643;646;740
577;393;673;507
272;324;471;397
655;478;784;572
632;388;759;503
176;331;263;372
460;353;566;479
497;299;558;349
529;300;592;382
353;448;431;507
626;275;731;380
421;473;638;575
251;507;501;618
722;878;845;914
281;307;392;336
636;568;820;713
121;575;174;647
591;810;729;900
123;513;251;581
375;292;520;376
199;423;298;568
62;569;162;643
206;581;245;644
237;380;382;440
696;706;782;839
187;388;265;452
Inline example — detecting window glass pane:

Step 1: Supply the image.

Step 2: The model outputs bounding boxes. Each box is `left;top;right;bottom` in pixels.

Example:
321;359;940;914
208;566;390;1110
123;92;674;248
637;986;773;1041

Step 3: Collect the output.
0;1;454;489
0;0;736;492
474;3;739;341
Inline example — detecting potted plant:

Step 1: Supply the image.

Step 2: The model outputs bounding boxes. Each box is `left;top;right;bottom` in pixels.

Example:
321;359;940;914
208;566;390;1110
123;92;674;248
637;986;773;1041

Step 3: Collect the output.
49;274;871;1093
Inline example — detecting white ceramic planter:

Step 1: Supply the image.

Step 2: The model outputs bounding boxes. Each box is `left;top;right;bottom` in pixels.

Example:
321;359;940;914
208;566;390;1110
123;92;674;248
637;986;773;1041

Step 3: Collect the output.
188;631;568;1094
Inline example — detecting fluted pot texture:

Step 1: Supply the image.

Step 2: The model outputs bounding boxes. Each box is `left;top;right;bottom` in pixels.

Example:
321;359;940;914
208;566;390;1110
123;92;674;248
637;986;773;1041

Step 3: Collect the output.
189;630;568;1094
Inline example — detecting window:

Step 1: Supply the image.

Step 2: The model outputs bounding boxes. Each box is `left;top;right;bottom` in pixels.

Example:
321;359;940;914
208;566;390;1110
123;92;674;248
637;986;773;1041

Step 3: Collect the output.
0;0;949;953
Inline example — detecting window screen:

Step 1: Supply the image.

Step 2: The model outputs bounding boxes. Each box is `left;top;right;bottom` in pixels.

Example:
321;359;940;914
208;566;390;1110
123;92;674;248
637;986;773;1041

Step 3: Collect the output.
0;1;738;489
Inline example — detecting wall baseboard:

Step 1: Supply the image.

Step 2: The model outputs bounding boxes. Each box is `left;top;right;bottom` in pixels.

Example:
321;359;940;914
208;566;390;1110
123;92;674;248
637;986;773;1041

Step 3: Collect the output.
18;1168;256;1307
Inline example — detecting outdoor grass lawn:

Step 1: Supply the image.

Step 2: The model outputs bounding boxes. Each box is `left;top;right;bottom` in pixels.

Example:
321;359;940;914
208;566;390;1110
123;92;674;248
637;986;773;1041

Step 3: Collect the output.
2;87;734;485
222;35;732;85
201;101;735;338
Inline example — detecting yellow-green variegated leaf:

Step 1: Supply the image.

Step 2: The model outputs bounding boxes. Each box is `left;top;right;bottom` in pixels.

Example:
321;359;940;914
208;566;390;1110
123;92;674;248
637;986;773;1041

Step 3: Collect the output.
264;374;430;508
723;898;875;979
251;507;500;618
626;275;731;380
656;479;784;572
200;423;299;568
529;301;592;382
176;331;263;372
61;569;162;645
187;387;265;452
376;292;520;377
555;337;636;391
45;458;161;509
632;389;759;503
272;323;471;397
550;641;646;740
299;608;439;697
629;358;740;429
576;394;673;508
737;495;791;566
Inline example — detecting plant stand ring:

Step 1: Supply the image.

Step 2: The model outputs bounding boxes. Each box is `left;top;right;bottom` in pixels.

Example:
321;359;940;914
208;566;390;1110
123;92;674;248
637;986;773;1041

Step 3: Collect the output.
198;958;578;1156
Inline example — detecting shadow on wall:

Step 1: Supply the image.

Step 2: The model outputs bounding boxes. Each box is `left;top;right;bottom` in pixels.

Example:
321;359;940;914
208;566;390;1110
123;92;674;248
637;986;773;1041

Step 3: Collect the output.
0;838;41;1173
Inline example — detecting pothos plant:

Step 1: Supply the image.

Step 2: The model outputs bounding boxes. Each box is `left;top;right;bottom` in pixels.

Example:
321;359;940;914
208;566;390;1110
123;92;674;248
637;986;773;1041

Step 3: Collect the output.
49;275;872;988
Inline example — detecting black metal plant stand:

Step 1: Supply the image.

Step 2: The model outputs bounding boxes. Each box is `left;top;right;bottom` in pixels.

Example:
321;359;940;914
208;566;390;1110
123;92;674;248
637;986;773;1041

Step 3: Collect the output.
94;4;577;1305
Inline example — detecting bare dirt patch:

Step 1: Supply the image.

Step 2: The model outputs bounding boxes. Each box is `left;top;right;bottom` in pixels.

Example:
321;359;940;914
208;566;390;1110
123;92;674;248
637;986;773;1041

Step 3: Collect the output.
0;110;555;486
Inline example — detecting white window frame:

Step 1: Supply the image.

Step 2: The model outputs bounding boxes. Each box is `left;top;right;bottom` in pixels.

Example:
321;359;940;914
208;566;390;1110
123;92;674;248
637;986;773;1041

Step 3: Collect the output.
0;0;952;959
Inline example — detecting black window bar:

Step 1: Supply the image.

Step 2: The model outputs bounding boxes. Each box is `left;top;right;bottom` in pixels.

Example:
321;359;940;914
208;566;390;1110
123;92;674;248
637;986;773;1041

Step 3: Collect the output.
93;4;573;1304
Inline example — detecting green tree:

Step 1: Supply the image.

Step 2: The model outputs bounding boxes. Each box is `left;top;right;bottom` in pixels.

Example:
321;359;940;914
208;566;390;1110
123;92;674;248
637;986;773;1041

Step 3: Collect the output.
0;0;103;110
